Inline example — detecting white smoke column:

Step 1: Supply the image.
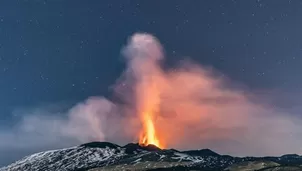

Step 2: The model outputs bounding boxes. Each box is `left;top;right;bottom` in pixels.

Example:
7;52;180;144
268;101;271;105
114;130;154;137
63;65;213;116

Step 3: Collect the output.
121;33;166;146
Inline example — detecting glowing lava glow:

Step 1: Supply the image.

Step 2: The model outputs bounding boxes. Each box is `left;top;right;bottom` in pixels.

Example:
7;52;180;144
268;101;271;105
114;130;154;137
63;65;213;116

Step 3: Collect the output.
139;112;161;148
137;79;164;149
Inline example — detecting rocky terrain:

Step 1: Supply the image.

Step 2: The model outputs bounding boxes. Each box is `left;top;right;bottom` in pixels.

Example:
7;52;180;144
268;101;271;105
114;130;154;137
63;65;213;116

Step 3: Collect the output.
1;142;302;171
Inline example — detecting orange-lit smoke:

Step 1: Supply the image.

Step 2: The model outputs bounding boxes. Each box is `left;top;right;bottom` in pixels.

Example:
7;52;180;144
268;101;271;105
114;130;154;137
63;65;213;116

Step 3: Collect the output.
116;33;302;155
6;33;302;159
120;33;250;149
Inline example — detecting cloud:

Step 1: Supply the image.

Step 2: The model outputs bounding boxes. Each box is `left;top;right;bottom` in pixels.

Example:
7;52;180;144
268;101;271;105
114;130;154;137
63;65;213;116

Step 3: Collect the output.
1;33;302;165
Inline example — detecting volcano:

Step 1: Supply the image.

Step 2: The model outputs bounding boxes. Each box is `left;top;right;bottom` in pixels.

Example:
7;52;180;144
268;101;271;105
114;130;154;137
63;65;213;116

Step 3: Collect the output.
1;142;302;171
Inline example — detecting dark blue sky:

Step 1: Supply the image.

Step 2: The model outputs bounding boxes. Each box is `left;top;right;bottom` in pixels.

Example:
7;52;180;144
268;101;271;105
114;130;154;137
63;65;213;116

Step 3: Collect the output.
0;0;302;133
1;0;302;166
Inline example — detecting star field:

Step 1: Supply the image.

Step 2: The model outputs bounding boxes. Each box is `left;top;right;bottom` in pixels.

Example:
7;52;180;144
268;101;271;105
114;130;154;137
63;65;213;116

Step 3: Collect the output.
0;0;302;122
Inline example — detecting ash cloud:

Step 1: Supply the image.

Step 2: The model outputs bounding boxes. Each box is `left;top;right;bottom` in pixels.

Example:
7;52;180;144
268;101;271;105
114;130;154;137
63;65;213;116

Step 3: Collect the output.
1;33;302;165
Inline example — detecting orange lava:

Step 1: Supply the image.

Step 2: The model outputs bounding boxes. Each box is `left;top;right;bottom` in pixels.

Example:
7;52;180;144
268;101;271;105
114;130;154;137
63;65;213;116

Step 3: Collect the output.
136;71;164;149
139;112;162;148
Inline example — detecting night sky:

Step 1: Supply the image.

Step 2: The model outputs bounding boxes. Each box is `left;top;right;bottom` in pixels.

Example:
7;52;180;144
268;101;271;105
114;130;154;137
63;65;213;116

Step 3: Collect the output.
1;0;302;166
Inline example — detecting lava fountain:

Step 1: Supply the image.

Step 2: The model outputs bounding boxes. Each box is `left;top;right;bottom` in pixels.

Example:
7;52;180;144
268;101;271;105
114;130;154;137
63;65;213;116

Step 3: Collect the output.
139;112;161;147
136;67;163;148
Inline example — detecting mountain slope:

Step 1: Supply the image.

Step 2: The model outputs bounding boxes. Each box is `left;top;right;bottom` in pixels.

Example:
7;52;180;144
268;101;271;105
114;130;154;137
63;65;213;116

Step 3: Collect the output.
1;142;302;171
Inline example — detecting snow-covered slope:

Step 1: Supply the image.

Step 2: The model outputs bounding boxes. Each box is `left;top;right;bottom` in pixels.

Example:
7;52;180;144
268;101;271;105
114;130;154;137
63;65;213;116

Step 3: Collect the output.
1;142;302;171
0;142;126;171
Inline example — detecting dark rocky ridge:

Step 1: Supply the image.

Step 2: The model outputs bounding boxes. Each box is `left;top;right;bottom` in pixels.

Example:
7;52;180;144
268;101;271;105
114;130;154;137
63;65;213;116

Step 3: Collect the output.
81;142;121;149
1;142;302;171
182;148;220;157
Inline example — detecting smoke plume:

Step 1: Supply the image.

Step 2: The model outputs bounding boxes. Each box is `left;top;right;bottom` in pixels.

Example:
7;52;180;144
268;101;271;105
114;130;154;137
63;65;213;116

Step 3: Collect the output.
1;33;302;165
